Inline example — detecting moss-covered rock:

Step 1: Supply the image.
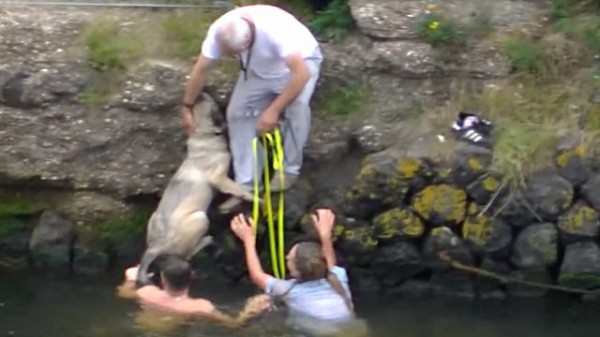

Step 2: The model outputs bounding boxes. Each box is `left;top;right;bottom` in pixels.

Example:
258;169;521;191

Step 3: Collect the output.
343;155;410;219
559;242;600;290
371;241;425;287
422;226;473;272
336;219;379;267
299;213;344;242
466;173;507;207
372;207;425;241
554;137;592;186
582;173;600;213
511;223;558;269
462;204;512;259
412;184;467;227
525;173;574;221
446;143;493;188
557;201;600;244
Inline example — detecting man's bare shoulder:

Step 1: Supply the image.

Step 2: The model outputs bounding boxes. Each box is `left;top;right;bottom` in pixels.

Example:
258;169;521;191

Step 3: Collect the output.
189;298;216;314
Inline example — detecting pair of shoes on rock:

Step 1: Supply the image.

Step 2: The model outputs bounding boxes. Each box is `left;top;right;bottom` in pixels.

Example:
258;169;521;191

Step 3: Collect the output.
217;172;298;214
451;111;494;148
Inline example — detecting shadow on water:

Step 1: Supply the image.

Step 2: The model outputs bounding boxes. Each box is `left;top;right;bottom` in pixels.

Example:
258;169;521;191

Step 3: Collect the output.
1;269;600;337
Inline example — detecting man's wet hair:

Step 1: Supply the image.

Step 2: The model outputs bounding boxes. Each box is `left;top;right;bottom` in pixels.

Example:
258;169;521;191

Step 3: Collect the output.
159;255;192;292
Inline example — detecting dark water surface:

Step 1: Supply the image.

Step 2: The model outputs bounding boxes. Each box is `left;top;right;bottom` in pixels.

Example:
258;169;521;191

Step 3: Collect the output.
1;270;599;337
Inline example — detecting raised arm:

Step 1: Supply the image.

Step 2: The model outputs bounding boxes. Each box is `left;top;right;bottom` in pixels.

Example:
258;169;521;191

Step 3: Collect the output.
230;214;271;290
180;55;217;136
312;209;337;268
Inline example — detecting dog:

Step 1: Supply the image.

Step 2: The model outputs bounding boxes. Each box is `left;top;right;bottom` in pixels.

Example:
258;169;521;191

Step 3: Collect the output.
136;93;255;286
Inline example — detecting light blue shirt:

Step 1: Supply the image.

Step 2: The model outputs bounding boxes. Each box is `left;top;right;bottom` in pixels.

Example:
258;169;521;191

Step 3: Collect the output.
264;266;353;322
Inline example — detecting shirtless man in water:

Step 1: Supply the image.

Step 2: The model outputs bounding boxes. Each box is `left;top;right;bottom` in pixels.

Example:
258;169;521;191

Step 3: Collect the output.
116;255;271;329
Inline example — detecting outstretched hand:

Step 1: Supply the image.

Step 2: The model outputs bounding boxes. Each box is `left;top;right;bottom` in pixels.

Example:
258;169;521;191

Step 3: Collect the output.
230;214;256;244
311;208;336;240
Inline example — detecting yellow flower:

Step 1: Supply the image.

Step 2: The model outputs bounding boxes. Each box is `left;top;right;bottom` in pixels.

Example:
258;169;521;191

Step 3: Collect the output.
429;21;439;30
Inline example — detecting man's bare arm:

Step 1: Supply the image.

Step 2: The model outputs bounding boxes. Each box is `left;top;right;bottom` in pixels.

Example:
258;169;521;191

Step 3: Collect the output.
201;295;271;329
180;55;217;135
267;52;310;115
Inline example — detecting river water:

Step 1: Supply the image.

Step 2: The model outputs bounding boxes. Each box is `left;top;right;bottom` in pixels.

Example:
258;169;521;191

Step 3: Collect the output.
1;270;599;337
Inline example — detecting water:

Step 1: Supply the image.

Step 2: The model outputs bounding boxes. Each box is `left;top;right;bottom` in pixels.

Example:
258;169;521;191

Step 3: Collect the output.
1;270;600;337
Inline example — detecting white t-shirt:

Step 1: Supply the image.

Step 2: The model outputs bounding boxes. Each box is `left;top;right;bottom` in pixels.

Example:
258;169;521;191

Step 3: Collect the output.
201;5;320;79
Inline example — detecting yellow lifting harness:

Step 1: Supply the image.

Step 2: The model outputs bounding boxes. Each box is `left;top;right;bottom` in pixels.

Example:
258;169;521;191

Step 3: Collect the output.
251;128;286;279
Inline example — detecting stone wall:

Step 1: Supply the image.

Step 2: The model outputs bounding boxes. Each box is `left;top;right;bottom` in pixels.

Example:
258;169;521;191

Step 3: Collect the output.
2;2;600;299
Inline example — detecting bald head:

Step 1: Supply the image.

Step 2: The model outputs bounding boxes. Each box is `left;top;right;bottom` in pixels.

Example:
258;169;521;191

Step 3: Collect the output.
215;15;252;55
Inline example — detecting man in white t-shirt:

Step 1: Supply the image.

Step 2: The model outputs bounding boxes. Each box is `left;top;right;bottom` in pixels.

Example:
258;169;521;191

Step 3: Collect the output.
179;4;323;213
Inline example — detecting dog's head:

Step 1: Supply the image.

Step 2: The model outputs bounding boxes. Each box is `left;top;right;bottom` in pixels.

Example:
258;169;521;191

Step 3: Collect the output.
191;93;226;136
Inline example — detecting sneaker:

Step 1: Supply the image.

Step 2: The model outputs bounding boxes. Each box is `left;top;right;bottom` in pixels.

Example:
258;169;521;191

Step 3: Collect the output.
269;172;298;192
451;111;494;148
218;196;243;214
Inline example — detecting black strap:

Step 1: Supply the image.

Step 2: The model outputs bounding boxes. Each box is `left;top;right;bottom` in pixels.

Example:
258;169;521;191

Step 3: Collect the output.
239;16;256;81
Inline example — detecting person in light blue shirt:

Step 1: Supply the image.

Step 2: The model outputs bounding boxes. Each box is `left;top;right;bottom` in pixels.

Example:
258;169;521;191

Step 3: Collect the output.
230;209;365;336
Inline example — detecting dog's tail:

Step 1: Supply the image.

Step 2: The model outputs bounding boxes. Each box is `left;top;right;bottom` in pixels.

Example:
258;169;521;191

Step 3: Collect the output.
136;248;160;288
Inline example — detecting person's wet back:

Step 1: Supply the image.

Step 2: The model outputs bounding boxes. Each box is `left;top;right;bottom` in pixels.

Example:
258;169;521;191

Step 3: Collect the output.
230;209;368;336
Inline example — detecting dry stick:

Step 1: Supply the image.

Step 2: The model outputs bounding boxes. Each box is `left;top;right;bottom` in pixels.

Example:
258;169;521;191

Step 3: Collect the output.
477;178;507;218
438;251;600;295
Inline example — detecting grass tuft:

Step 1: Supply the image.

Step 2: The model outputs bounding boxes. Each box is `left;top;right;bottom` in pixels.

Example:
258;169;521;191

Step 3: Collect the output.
428;72;597;190
314;80;370;117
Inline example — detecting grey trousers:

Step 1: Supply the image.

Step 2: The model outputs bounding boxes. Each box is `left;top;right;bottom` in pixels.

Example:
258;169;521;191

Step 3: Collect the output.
226;49;322;189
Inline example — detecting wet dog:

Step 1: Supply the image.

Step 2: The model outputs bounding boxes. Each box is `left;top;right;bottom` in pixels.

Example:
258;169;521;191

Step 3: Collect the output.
136;93;254;286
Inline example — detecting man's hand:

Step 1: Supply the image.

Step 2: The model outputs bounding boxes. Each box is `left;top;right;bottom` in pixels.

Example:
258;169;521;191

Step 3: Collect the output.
243;294;272;316
312;208;335;241
256;107;280;134
230;214;256;244
125;265;140;282
181;106;194;137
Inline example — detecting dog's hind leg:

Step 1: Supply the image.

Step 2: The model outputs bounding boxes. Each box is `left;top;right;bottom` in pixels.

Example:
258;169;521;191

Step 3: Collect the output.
137;248;161;287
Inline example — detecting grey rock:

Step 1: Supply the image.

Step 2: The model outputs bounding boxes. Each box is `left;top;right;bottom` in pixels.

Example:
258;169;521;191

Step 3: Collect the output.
558;242;600;289
553;135;592;186
109;61;187;113
364;41;440;78
557;201;600;244
506;268;552;298
349;0;425;40
511;223;558;269
371;241;425;287
462;206;513;259
29;210;74;269
422;226;473;272
582;173;600;212
525;173;574;221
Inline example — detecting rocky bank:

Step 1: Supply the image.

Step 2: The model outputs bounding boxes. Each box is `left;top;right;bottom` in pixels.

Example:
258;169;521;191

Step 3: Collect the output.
1;1;600;299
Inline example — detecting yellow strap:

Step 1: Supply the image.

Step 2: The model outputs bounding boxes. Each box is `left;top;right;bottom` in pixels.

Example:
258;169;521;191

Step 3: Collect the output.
250;128;286;279
261;134;281;279
251;138;259;238
273;129;286;278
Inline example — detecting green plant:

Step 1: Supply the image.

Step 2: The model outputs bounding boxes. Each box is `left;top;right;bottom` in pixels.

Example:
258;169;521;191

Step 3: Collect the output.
92;210;150;243
315;80;370;117
162;10;221;59
307;0;354;42
83;18;142;71
500;38;545;74
416;13;462;46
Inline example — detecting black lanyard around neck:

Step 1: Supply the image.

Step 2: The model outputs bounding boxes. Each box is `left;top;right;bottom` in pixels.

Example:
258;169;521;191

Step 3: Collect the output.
239;16;256;81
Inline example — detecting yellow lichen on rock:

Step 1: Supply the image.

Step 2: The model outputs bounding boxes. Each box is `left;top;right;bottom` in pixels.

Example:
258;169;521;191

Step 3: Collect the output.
556;145;587;168
397;158;421;179
462;215;492;247
560;203;598;232
468;158;484;171
482;176;500;191
373;208;425;239
343;227;379;248
412;184;467;225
